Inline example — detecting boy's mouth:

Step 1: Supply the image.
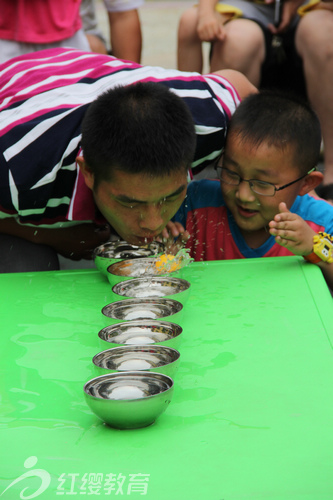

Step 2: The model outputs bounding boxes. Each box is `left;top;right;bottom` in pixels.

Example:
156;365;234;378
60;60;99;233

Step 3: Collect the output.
237;204;259;218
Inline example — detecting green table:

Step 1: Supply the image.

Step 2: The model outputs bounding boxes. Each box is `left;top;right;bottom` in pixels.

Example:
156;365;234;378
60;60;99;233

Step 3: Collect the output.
1;257;333;500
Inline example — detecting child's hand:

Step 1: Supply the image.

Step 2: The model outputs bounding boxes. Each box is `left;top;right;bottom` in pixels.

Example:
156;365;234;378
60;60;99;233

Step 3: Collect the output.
157;221;190;255
197;12;227;42
268;202;315;256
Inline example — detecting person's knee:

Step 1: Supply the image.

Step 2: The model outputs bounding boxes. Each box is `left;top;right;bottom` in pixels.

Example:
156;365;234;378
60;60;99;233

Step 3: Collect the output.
178;7;199;42
296;11;333;57
225;19;264;53
212;19;264;67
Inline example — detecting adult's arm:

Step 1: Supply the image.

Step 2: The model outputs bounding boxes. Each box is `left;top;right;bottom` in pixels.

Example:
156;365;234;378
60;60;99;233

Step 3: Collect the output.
0;218;110;260
211;69;258;99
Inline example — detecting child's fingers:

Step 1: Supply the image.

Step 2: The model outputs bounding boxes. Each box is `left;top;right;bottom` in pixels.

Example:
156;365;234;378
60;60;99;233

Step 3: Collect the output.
169;221;185;237
272;211;297;225
270;227;296;241
176;230;190;244
159;227;170;240
269;218;297;233
164;231;190;255
274;235;289;246
159;222;184;241
278;201;288;213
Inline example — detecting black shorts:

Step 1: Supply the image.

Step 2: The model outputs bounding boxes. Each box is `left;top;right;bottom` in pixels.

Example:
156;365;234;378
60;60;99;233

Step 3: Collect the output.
259;22;306;98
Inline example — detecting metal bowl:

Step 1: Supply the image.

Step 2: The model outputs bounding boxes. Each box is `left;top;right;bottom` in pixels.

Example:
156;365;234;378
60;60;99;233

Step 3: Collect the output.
107;257;182;286
84;371;174;429
92;345;180;378
112;277;191;304
93;241;164;276
101;298;183;324
98;320;182;349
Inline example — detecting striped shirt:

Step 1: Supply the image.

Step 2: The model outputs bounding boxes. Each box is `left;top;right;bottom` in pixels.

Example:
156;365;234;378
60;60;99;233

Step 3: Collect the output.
0;48;241;228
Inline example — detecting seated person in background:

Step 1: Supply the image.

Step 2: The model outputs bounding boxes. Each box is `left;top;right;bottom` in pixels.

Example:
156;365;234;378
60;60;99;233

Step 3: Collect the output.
177;0;306;98
82;0;143;62
0;0;91;64
173;91;333;289
81;0;108;55
177;0;333;203
103;0;143;63
0;47;256;273
294;0;333;201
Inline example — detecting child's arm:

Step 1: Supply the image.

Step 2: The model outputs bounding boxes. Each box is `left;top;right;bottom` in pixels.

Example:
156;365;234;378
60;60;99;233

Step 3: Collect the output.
269;202;333;290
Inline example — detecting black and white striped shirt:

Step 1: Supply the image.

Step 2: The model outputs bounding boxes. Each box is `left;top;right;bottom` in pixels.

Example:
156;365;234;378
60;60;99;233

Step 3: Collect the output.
0;48;240;227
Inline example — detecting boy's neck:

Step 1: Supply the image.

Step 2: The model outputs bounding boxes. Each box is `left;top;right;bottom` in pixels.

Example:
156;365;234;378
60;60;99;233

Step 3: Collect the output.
240;227;271;249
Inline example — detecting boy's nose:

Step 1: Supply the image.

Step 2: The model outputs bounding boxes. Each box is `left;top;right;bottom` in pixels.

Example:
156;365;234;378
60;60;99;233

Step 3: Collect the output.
236;180;256;202
139;205;165;232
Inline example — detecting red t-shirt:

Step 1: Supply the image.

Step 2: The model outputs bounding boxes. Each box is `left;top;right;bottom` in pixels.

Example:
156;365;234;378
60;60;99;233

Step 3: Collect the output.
0;0;82;43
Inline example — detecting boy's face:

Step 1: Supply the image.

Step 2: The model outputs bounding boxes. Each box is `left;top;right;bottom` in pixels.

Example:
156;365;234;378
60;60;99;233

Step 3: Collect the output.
88;168;188;245
220;133;306;241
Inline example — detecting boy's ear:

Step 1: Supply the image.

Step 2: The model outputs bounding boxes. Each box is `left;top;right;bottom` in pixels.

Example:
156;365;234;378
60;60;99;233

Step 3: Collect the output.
76;155;94;190
298;170;324;196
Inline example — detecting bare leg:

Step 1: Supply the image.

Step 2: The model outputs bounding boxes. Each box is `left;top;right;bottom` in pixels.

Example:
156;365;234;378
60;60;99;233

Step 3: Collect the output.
177;7;203;72
296;10;333;187
85;33;108;54
108;9;142;63
210;19;265;87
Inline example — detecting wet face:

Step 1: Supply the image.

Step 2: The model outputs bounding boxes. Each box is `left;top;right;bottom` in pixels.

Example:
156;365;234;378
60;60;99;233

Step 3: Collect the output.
221;134;306;245
91;169;188;245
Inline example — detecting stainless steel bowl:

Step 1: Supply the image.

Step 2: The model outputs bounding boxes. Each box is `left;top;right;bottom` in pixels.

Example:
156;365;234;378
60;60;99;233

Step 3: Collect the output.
98;320;182;349
107;257;182;286
92;345;180;378
93;241;164;276
83;371;174;429
112;277;191;304
101;298;183;324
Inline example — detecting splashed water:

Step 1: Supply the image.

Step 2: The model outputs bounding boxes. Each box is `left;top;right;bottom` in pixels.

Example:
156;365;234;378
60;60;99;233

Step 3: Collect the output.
154;248;193;275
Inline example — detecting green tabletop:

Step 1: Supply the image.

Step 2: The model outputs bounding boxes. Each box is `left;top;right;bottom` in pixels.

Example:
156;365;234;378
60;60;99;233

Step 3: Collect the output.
1;257;333;500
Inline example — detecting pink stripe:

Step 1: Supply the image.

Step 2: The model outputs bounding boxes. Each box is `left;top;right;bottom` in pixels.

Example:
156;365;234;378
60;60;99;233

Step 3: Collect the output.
67;161;98;222
206;73;240;102
0;49;136;107
0;105;78;137
204;74;240;118
126;73;238;119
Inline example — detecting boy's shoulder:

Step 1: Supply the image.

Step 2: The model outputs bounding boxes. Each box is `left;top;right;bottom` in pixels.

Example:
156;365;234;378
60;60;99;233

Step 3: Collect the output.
293;193;333;231
187;178;223;208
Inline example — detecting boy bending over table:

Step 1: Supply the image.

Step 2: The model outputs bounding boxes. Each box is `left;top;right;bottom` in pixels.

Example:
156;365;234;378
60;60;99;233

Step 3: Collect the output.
0;48;256;273
173;91;333;289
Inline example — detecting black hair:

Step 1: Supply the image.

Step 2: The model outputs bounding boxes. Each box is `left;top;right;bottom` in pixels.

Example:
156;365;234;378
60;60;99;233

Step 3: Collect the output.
80;82;196;185
227;90;322;174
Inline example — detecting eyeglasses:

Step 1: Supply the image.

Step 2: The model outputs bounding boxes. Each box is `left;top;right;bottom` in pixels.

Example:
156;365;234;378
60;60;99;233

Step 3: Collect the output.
216;166;316;197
